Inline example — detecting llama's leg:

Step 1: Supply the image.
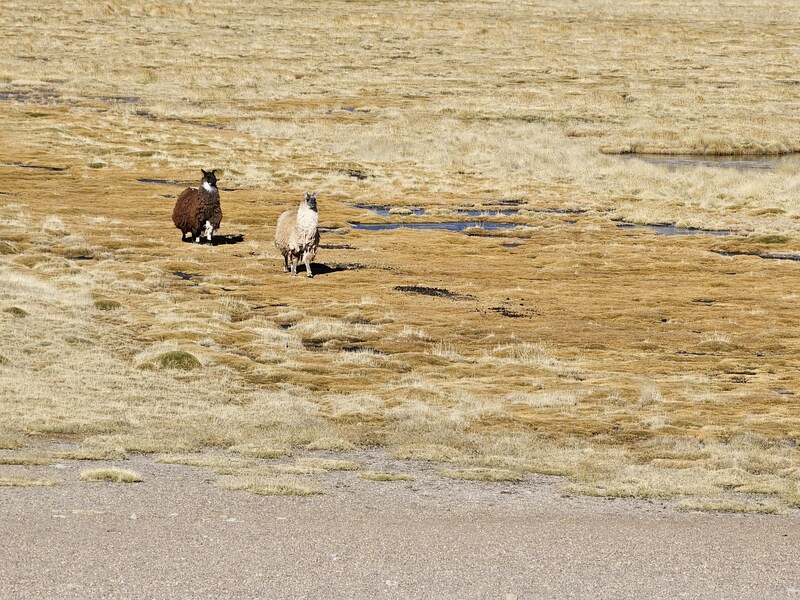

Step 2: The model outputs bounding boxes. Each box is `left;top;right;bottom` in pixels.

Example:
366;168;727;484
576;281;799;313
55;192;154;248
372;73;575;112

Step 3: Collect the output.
204;220;213;243
283;253;290;272
303;251;313;278
290;255;298;276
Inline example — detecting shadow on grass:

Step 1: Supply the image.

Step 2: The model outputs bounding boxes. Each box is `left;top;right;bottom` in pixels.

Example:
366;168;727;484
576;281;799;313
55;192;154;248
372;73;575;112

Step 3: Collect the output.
179;234;245;245
289;262;367;277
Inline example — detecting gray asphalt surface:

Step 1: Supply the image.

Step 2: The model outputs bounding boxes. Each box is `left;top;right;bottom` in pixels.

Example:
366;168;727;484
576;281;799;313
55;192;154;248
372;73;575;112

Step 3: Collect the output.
2;455;798;599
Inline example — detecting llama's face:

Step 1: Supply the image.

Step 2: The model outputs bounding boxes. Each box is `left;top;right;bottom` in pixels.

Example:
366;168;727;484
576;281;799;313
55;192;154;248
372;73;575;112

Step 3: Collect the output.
201;169;218;189
304;192;317;211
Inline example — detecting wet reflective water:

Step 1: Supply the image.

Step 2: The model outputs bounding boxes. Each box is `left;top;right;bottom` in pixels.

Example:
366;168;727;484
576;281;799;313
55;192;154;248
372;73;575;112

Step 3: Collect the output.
353;204;585;217
623;153;800;171
617;223;733;236
352;204;424;217
350;221;523;232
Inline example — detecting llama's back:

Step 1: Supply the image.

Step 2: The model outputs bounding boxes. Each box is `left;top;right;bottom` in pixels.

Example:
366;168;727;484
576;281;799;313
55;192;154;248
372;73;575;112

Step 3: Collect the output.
275;209;297;254
172;187;199;230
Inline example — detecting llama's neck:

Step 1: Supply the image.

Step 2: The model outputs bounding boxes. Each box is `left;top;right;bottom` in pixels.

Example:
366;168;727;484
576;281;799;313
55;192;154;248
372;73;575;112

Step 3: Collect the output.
297;202;318;230
202;181;217;193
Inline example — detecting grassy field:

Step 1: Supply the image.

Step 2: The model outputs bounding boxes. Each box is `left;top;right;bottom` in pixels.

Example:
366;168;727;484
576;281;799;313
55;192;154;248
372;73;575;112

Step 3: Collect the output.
0;0;798;511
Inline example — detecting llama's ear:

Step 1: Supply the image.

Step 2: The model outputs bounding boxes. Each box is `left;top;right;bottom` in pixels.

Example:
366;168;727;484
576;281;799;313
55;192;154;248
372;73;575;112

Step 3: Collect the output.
311;192;317;199
211;169;217;175
201;169;208;176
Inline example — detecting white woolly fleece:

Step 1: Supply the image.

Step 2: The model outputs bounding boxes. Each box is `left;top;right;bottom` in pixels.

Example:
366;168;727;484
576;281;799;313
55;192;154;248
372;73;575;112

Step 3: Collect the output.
292;202;319;250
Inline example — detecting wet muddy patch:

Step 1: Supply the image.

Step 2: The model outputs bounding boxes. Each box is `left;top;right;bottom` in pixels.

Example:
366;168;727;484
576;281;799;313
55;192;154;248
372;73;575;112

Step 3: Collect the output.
95;96;140;104
172;271;197;280
616;223;733;236
343;346;385;355
319;243;357;250
1;162;67;172
393;285;477;301
488;306;526;318
621;153;800;171
710;250;800;262
0;88;60;104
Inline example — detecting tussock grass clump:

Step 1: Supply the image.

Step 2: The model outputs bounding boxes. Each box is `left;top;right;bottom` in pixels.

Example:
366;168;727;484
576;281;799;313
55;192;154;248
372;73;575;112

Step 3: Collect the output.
742;235;790;245
638;383;663;406
229;444;290;459
0;240;18;255
295;457;360;471
156;453;255;469
3;307;27;318
439;467;525;482
0;476;57;487
506;390;579;408
94;299;122;311
0;453;51;466
156;351;201;371
358;471;415;482
49;448;126;461
0;355;8;366
215;464;327;476
219;475;322;496
0;433;26;450
80;468;142;483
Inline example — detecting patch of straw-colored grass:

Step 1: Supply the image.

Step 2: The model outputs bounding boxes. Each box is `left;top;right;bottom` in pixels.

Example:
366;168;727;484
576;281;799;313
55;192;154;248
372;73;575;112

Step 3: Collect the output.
0;453;51;466
676;498;787;515
49;448;126;461
294;457;361;471
228;444;290;460
80;468;143;483
214;464;327;476
439;468;525;482
219;475;322;496
156;453;255;469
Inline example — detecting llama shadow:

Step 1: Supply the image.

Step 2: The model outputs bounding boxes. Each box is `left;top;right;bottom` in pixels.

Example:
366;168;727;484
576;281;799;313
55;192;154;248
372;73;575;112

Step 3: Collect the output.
212;234;245;245
298;262;365;276
180;234;245;245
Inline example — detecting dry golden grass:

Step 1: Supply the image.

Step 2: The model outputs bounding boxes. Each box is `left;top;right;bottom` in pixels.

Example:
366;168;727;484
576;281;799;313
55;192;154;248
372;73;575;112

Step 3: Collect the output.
218;475;323;496
0;453;51;466
294;457;361;472
0;0;799;511
80;468;143;483
439;468;526;483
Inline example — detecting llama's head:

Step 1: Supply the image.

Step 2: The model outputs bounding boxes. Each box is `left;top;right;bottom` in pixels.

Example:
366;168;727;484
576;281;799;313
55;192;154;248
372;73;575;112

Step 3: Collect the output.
304;191;317;211
201;169;218;189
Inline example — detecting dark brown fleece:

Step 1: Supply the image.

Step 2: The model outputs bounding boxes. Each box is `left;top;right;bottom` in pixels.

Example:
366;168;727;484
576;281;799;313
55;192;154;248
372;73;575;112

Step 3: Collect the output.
172;184;222;240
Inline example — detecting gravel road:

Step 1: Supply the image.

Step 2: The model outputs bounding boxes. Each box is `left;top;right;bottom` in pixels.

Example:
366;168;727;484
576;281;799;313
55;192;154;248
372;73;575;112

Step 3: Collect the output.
2;455;798;599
